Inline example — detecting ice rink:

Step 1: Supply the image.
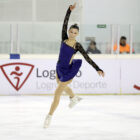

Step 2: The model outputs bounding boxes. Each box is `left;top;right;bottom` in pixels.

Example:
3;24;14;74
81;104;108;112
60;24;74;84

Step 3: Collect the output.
0;95;140;140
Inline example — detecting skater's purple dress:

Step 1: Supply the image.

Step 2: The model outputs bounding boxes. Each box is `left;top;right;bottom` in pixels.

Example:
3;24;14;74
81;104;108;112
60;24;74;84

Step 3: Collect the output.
56;42;82;82
56;6;103;82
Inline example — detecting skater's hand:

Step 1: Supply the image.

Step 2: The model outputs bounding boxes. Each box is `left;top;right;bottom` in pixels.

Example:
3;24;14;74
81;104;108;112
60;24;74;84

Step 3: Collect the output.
97;70;105;77
70;3;76;11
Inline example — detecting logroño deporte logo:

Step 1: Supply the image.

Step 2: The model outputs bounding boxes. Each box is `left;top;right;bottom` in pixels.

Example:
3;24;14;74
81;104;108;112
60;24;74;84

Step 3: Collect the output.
0;63;34;91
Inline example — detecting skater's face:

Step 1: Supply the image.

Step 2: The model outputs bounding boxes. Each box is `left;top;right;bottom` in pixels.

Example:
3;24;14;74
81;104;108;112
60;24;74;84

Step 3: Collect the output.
68;28;79;39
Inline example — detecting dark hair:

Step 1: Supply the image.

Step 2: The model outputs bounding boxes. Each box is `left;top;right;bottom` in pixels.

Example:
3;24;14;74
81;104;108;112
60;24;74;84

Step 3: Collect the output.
120;36;127;40
70;24;79;31
90;41;96;46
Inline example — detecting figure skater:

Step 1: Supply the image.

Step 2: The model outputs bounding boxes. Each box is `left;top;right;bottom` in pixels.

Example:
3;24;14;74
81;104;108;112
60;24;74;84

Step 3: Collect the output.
44;3;104;128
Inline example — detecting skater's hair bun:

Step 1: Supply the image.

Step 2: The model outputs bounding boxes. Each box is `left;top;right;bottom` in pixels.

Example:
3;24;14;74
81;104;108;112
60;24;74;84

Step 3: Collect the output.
70;24;79;31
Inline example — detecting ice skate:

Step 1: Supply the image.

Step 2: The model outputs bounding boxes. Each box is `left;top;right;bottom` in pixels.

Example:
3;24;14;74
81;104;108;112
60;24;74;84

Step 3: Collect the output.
43;114;52;128
69;96;82;108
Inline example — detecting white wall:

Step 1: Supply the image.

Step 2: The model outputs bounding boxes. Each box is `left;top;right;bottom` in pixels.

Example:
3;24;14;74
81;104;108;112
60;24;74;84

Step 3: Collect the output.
83;0;140;24
0;55;140;95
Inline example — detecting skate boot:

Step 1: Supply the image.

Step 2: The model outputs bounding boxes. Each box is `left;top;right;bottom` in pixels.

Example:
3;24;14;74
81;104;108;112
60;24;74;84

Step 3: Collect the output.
69;96;82;108
44;114;52;128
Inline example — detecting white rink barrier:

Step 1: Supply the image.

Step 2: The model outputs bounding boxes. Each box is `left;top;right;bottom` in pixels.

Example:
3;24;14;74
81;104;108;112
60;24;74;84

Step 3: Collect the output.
0;54;140;95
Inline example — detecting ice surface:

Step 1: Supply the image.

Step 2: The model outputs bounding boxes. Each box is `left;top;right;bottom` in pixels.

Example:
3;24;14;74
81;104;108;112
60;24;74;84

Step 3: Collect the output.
0;95;140;140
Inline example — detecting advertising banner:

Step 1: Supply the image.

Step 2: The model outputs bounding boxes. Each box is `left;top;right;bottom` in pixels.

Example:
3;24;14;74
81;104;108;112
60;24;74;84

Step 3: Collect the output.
0;58;120;95
121;59;140;94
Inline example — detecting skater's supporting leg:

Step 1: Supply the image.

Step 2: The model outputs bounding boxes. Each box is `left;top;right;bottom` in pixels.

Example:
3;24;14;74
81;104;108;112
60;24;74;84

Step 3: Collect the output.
44;79;72;128
48;80;72;115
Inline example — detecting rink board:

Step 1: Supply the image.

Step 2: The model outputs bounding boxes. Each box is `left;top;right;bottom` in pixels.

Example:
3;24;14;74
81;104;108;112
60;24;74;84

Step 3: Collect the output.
0;56;140;95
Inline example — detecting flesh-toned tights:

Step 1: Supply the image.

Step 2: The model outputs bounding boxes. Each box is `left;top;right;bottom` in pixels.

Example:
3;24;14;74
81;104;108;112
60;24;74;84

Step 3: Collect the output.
48;75;74;115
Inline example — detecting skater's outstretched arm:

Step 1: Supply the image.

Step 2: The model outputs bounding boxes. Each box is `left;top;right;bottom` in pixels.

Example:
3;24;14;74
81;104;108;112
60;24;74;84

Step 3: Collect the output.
76;42;105;77
61;6;71;41
62;3;76;41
